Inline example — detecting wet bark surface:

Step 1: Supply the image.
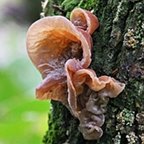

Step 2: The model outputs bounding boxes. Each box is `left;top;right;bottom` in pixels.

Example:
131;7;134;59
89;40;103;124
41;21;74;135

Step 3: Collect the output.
42;0;144;143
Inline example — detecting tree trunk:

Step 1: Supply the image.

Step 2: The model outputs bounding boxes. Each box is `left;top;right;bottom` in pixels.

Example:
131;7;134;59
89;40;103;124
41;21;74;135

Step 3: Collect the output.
42;0;144;143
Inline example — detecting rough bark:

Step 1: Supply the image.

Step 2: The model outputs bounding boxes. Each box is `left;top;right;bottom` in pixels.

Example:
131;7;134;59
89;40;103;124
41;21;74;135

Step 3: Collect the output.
42;0;144;143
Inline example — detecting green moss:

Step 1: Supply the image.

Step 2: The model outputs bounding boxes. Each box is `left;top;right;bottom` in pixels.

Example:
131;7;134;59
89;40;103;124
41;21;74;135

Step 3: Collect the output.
43;101;84;144
61;0;99;13
61;0;100;18
117;109;135;128
43;101;69;144
78;0;99;11
62;0;79;11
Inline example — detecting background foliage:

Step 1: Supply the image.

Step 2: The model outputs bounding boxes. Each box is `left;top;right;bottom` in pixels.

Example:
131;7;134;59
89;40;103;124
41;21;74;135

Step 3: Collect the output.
0;0;51;143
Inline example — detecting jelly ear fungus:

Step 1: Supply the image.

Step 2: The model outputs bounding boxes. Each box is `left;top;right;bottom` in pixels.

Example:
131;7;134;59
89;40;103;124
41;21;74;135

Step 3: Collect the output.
26;8;125;140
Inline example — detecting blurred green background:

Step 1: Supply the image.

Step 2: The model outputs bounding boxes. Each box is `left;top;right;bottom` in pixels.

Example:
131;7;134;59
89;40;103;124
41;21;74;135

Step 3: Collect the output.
0;0;51;143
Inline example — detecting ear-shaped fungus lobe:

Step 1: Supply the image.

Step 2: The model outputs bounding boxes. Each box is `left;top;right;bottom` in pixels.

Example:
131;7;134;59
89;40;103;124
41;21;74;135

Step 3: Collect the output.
70;8;99;34
78;109;104;140
26;8;125;140
26;16;92;101
65;59;125;116
65;59;125;139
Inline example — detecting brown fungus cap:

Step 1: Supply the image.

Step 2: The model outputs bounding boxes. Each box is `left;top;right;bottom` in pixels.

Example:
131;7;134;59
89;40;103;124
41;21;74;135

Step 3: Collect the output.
26;14;95;102
65;60;125;140
70;8;99;34
26;8;125;140
65;59;125;117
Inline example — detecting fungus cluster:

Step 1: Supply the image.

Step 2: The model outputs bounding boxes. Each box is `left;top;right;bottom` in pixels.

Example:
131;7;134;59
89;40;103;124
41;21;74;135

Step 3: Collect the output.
26;8;125;140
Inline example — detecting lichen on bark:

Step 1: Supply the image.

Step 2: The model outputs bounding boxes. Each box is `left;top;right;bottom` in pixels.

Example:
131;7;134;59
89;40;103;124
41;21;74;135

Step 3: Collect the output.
41;0;144;143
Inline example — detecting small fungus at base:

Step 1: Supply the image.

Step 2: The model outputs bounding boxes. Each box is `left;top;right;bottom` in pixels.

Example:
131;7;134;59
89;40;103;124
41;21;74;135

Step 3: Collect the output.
26;8;125;140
